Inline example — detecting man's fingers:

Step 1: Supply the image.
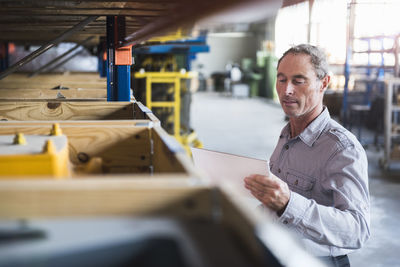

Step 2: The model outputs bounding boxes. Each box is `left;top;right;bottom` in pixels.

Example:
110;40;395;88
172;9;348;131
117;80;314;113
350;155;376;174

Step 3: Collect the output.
244;178;265;192
253;175;281;189
244;174;290;211
249;188;264;199
245;175;280;190
245;182;274;198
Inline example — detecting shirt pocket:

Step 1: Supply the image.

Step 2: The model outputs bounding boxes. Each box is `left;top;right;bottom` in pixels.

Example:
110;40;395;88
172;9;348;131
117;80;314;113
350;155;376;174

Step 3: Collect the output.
285;169;315;198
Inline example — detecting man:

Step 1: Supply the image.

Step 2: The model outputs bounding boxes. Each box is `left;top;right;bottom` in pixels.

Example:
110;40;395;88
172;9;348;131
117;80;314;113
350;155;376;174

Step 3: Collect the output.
244;44;370;267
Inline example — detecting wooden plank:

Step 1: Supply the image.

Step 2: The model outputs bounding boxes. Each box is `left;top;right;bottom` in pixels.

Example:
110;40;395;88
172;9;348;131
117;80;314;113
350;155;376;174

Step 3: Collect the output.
0;101;135;120
0;73;106;82
134;101;160;124
0;120;151;127
0;73;105;82
0;1;173;10
0;89;107;99
0;178;213;218
0;82;107;90
0;15;148;26
0;125;151;172
0;7;164;16
0;73;107;91
152;126;187;173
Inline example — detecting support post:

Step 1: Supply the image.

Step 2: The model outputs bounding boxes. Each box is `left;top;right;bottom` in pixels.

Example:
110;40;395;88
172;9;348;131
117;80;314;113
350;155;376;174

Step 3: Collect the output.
342;0;356;127
106;16;116;101
106;16;131;101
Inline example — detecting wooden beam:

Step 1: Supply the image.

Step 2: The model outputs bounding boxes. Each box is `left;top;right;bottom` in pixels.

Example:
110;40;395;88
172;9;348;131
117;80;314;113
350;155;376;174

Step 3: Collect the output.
0;1;174;11
152;126;187;173
0;81;106;90
0;120;150;127
0;178;212;218
0;73;106;83
0;8;164;16
0;89;107;99
0;101;135;120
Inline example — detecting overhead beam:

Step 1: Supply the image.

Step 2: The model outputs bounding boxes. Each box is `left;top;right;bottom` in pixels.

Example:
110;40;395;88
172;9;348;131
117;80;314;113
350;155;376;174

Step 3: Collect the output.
122;0;251;47
0;8;163;16
0;16;98;80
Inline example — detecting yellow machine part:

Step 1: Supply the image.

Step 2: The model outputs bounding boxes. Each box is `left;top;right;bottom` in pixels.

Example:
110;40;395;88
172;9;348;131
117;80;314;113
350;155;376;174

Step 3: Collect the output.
134;71;202;155
148;28;190;43
0;148;69;178
181;131;203;156
0;132;70;179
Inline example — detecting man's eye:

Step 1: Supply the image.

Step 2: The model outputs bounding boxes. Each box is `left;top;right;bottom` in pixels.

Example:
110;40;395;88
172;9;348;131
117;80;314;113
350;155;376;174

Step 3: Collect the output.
293;79;305;85
278;79;286;83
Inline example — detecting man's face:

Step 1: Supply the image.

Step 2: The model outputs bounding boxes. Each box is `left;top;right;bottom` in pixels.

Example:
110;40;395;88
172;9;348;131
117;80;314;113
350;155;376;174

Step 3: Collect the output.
276;53;327;119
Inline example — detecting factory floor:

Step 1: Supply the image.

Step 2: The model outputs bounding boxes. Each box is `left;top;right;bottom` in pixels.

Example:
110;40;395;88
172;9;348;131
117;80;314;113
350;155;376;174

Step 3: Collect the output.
191;91;400;267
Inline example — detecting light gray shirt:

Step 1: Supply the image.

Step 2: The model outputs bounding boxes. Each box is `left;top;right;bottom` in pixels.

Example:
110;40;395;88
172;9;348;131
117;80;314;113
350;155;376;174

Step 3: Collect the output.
269;107;370;256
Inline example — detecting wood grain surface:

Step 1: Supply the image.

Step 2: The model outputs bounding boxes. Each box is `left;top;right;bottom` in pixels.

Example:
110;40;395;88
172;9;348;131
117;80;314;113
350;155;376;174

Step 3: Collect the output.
0;88;107;99
0;178;212;218
0;101;135;120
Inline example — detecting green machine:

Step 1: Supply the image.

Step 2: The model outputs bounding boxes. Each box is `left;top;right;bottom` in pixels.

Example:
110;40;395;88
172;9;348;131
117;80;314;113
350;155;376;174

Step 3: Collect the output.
256;48;278;100
241;58;262;98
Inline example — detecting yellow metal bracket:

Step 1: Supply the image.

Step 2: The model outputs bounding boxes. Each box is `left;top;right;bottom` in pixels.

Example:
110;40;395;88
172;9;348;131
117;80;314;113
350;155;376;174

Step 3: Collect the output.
134;72;196;143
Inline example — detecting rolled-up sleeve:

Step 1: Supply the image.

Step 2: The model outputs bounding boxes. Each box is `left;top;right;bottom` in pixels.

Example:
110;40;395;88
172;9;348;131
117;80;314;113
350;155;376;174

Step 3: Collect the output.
278;143;370;250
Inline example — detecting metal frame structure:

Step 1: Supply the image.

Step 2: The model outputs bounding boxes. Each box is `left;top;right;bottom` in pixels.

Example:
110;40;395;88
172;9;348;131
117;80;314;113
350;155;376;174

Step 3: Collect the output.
134;71;196;143
106;16;131;101
382;78;400;170
133;35;210;70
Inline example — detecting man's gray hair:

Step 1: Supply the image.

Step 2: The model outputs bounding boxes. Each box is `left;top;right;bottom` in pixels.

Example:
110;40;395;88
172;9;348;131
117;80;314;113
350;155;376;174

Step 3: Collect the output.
278;44;329;80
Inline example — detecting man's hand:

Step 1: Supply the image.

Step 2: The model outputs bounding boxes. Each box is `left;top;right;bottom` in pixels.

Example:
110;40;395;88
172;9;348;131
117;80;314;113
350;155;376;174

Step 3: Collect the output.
244;174;290;215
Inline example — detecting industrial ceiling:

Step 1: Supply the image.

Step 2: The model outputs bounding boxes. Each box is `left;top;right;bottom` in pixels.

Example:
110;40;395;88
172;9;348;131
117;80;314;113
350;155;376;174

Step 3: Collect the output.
0;0;283;47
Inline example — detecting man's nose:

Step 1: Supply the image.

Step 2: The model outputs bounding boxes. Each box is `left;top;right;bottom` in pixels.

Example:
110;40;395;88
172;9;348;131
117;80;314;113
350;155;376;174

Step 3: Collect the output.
285;82;295;95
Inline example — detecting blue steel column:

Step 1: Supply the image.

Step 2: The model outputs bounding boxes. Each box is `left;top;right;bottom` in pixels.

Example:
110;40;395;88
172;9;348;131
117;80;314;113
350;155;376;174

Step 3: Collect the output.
106;16;130;101
116;16;130;101
117;65;131;100
106;16;116;101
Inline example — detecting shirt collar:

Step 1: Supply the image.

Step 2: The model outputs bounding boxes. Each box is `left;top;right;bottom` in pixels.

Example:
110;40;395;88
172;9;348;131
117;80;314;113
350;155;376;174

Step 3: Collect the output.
299;107;330;147
279;107;331;147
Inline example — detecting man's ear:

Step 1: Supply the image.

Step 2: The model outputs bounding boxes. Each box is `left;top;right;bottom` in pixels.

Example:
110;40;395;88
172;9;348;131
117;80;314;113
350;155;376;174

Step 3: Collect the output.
320;75;331;92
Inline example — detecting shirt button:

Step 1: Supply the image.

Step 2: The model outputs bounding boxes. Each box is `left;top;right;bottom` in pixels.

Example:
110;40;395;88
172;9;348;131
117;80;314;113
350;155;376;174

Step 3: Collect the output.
284;144;289;150
283;220;288;225
278;168;281;173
